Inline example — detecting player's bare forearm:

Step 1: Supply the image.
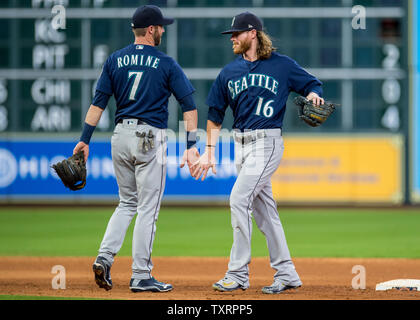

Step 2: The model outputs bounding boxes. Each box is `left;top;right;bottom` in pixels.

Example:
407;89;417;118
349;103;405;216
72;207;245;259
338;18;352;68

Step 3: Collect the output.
205;120;222;154
192;120;221;181
183;109;198;132
85;105;104;126
180;109;199;172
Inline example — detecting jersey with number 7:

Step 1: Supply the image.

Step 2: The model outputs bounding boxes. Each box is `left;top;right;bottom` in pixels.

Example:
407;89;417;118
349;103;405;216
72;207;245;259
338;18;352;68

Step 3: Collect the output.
95;44;195;128
206;52;322;129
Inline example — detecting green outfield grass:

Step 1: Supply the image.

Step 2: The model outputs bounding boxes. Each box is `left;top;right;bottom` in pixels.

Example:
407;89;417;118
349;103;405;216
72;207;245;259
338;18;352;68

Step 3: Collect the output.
0;207;419;258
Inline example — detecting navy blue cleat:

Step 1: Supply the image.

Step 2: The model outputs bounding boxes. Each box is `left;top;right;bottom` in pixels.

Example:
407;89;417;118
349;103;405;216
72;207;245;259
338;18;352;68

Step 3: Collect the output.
129;277;173;292
92;256;113;291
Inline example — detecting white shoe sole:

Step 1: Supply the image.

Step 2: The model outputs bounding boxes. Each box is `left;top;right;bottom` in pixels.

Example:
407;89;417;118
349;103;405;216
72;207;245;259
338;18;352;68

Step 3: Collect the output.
130;286;173;293
212;283;247;292
262;284;301;294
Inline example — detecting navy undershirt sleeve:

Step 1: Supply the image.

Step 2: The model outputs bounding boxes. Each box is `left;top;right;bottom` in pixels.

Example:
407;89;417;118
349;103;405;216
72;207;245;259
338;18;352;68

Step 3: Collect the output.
92;90;112;109
95;58;113;96
179;93;197;113
307;85;323;97
206;73;229;124
207;107;226;125
288;59;323;97
169;59;195;101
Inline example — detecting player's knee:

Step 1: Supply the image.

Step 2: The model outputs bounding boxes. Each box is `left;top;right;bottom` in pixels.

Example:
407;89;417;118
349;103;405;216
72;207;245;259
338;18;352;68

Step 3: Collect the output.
229;190;247;211
117;200;137;215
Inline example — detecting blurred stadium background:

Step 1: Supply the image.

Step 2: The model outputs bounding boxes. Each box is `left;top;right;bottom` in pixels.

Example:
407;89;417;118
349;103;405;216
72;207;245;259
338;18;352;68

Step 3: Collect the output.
0;0;417;206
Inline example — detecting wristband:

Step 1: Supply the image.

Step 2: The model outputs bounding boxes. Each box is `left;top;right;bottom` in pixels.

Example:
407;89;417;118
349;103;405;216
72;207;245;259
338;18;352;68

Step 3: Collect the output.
186;131;197;149
206;145;215;148
80;122;96;145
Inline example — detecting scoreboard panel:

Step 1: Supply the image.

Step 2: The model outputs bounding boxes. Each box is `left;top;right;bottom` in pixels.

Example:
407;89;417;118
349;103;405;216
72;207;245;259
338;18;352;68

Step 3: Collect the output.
0;0;413;205
0;0;408;134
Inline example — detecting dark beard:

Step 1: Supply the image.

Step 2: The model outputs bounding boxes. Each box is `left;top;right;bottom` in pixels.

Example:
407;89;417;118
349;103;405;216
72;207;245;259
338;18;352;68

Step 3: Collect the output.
153;29;161;46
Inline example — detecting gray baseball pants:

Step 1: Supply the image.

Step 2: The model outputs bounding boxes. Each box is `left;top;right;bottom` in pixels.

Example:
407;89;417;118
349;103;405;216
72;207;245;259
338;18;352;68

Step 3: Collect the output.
97;119;167;280
225;129;301;288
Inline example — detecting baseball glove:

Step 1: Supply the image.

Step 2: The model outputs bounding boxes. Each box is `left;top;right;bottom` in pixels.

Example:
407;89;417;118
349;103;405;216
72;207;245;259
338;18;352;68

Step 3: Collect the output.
52;151;87;191
294;96;339;127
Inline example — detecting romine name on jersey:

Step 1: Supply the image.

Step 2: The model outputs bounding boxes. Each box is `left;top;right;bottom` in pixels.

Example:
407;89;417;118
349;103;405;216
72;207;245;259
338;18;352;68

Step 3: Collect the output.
116;54;160;69
228;73;279;100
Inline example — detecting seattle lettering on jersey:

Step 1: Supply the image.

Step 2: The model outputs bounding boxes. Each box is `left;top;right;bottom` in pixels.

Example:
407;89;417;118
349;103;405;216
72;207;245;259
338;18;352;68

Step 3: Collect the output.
228;73;279;100
116;54;160;69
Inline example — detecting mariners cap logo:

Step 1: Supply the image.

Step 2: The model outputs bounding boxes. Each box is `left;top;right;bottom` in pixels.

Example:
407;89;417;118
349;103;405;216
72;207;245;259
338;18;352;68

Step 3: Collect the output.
221;11;263;35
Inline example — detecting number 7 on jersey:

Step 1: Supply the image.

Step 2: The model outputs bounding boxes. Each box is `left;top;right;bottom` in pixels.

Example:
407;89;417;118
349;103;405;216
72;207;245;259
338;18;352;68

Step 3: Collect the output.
128;71;144;101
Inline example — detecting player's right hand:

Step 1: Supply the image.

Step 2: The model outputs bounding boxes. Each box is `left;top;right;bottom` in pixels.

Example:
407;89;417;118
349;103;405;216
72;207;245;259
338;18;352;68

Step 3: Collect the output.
306;91;325;106
180;147;200;175
73;141;89;162
192;150;217;181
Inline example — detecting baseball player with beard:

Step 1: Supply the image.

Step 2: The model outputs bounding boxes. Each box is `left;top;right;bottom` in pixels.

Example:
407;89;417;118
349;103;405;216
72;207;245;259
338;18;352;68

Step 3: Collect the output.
193;12;324;294
73;5;199;293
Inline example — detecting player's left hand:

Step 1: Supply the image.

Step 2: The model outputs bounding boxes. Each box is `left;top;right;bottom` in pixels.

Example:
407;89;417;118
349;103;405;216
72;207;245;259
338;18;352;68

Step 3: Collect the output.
180;147;200;175
306;92;325;106
192;150;216;181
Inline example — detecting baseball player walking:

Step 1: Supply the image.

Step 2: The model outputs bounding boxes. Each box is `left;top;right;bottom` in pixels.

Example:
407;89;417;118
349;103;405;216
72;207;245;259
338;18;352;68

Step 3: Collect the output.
73;5;199;292
193;12;324;294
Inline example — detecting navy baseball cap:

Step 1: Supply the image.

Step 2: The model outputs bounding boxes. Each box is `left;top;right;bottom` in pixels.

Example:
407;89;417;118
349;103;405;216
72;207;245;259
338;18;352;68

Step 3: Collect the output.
131;5;174;28
221;11;263;34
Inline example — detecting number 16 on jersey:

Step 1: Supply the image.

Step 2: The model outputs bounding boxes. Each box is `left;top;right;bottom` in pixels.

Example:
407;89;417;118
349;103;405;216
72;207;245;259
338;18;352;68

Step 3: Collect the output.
255;97;274;118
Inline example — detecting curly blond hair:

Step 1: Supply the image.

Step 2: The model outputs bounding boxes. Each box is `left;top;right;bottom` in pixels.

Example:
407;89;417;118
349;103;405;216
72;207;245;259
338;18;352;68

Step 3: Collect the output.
257;31;276;60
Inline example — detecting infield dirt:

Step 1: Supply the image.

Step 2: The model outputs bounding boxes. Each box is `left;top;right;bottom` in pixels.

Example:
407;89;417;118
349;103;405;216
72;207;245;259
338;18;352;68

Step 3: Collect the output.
0;257;419;300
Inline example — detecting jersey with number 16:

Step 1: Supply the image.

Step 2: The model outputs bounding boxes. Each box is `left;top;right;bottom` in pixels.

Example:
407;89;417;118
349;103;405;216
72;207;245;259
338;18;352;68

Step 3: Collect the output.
206;52;323;130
